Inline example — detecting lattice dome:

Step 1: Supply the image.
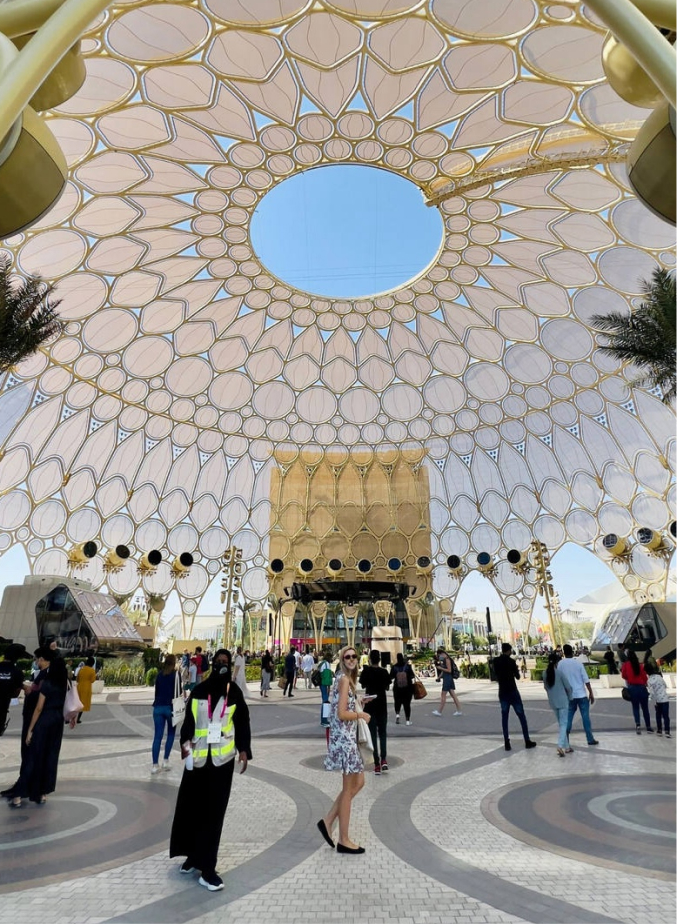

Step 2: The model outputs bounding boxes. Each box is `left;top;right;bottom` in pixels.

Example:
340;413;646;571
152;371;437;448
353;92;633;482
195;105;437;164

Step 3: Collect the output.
0;0;675;617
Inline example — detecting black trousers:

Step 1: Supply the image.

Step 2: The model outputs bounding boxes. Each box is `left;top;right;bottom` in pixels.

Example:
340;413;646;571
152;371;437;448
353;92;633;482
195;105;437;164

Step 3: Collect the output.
393;687;413;720
283;671;295;696
368;709;387;764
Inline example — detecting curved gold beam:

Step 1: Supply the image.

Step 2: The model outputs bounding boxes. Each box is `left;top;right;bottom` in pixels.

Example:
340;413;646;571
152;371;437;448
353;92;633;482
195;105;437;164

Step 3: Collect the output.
0;0;112;143
423;145;630;206
584;0;676;108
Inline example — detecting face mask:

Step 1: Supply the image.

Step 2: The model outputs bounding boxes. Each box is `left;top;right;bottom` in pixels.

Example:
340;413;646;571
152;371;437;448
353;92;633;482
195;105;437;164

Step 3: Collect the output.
219;665;230;675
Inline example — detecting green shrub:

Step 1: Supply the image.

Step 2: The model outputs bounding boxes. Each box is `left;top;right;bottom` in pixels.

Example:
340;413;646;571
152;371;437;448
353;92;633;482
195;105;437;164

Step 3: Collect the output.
145;668;158;686
142;648;162;670
461;661;491;680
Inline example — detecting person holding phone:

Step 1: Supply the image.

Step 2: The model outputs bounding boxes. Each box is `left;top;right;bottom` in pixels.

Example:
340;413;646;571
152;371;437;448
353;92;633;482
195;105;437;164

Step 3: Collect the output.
318;646;370;854
169;649;252;891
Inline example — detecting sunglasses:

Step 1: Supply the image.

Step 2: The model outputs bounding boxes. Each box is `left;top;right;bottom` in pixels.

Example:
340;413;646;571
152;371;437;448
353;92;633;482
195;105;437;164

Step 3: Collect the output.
343;654;357;661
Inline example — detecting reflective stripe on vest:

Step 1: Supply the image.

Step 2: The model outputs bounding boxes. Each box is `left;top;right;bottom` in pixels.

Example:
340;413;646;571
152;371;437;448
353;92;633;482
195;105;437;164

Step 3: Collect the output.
191;696;236;767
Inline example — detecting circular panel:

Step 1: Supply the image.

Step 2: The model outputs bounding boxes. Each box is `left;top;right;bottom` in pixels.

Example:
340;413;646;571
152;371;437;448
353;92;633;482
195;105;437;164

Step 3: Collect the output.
241;566;268;601
296;387;337;424
107;5;210;62
565;509;597;544
101;514;135;548
424;376;466;413
19;230;86;278
540;318;593;361
470;524;500;554
340;388;381;425
30;500;66;538
136;520;167;553
504;343;552;384
0;491;31;529
465;363;509;401
382;384;423;420
66;508;102;544
167;524;198;556
165;357;212;397
177;562;209;598
533;515;565;548
199;526;229;559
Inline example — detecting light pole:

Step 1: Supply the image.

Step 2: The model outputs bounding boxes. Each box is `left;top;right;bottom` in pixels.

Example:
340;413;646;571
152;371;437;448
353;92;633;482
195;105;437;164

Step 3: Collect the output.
221;546;243;649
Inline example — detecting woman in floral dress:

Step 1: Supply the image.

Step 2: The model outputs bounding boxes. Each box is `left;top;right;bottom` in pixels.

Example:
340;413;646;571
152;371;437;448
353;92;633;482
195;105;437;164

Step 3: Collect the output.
317;646;370;854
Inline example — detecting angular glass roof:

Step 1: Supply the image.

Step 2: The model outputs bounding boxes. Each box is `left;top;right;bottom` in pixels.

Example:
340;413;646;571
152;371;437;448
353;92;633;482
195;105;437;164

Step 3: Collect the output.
0;0;674;618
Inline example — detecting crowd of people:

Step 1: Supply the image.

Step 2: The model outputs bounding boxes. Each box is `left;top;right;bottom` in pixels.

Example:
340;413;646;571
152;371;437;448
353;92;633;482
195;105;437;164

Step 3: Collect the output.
0;636;673;891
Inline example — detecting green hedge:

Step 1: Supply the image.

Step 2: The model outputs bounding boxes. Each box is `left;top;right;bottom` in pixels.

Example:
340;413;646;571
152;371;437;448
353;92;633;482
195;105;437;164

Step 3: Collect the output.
461;661;491;680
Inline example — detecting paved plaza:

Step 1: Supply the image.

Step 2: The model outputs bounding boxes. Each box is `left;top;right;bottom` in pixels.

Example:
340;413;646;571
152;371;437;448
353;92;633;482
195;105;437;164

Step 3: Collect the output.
0;677;674;924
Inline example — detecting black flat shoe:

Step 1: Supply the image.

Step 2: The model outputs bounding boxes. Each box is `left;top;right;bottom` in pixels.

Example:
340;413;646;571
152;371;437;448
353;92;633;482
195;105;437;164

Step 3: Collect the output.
336;843;365;854
317;819;335;848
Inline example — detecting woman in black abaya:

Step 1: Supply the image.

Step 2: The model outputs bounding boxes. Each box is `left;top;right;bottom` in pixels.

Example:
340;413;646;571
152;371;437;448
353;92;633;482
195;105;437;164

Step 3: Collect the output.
169;648;252;891
10;651;70;807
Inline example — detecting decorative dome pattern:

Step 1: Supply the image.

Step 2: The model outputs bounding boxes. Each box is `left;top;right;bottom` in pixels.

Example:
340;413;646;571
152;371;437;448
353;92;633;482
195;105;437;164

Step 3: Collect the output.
0;0;674;615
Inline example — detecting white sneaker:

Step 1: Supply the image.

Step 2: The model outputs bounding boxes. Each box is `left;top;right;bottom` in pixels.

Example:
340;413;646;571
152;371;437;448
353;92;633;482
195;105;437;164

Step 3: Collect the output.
406;720;412;726
453;711;463;716
162;761;171;771
432;710;442;717
150;765;160;774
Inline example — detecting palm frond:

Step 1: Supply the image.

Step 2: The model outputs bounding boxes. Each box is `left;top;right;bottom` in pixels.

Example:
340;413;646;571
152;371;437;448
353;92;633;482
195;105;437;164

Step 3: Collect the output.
0;256;63;373
591;268;675;405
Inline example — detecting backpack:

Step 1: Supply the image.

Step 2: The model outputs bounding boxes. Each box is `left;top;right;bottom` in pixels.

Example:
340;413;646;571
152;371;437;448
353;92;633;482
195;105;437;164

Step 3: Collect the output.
311;667;322;687
395;666;409;688
451;660;460;680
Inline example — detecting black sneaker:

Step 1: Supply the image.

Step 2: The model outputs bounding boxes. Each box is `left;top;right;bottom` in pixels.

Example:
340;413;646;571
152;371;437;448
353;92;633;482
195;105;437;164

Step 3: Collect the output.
588;739;599;746
179;860;196;874
199;873;224;891
525;740;537;749
504;740;511;751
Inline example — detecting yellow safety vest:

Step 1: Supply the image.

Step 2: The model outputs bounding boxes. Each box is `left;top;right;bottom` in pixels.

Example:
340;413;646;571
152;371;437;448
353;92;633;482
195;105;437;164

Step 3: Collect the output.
191;695;236;768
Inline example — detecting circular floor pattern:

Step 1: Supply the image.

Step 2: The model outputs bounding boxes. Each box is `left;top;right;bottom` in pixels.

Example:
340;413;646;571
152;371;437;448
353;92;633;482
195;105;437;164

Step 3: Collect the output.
300;754;404;772
0;779;176;893
481;773;675;880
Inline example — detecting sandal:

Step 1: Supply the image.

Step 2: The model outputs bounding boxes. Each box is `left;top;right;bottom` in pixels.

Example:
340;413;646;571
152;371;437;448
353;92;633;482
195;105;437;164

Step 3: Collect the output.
10;798;22;808
564;747;574;753
38;797;47;804
557;748;566;758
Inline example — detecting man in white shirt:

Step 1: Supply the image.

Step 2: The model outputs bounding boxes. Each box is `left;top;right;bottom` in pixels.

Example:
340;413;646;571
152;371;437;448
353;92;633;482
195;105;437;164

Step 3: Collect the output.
557;644;599;747
301;650;315;689
293;647;302;688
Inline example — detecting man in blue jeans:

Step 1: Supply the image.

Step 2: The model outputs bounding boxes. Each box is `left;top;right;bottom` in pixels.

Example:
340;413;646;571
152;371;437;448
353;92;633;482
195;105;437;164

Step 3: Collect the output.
492;643;537;751
557;644;599;747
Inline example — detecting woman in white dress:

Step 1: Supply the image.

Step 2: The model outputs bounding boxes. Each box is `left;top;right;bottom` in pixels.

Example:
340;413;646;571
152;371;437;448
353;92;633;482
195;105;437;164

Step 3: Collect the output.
232;646;250;699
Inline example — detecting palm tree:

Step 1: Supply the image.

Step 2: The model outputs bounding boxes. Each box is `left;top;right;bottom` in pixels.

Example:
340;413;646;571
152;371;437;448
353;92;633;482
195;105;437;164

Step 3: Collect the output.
0;256;63;373
592;268;676;404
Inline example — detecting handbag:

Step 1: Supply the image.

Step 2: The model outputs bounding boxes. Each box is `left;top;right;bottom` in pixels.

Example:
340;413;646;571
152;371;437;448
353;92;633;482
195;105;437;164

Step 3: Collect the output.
63;680;84;722
278;676;287;689
621;687;631;702
172;671;185;727
413;680;427;700
357;716;373;764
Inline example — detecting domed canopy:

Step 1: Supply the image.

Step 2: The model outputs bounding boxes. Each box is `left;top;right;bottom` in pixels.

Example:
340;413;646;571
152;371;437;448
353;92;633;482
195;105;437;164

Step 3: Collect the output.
0;0;674;617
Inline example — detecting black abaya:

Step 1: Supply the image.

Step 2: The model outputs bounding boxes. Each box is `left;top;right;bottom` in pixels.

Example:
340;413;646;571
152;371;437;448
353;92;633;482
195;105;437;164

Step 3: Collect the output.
169;757;235;877
14;679;66;803
168;675;252;878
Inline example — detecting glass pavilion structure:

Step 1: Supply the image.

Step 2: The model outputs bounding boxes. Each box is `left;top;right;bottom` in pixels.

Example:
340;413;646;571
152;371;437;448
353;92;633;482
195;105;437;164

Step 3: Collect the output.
0;0;674;638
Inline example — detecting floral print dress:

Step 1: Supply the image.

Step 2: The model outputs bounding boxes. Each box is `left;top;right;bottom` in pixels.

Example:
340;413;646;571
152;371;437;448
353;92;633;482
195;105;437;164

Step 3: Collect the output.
324;673;364;774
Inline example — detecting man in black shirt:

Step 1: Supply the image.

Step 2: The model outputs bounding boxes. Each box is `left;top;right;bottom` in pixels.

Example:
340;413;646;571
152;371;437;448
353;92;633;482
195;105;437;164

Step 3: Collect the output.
493;643;537;751
0;644;26;736
283;646;296;697
359;650;392;774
